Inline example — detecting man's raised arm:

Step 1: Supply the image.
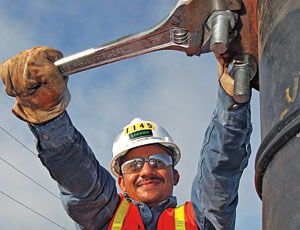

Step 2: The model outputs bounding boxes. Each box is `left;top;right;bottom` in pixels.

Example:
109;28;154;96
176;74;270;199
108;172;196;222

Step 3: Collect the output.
0;47;120;229
191;85;252;229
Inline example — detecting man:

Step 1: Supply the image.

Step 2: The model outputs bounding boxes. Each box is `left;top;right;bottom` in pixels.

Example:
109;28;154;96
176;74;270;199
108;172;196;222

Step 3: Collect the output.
0;46;252;229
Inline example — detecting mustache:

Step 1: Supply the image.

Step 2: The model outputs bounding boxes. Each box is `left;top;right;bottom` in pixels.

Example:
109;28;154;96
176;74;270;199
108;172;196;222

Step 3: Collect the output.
135;177;164;187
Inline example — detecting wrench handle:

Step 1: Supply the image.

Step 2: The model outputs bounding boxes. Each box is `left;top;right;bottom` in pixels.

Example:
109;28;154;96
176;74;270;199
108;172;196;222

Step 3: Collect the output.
54;28;189;76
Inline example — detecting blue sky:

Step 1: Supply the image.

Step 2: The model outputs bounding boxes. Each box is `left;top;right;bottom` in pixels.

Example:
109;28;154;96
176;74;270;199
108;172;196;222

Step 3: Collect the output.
0;1;262;229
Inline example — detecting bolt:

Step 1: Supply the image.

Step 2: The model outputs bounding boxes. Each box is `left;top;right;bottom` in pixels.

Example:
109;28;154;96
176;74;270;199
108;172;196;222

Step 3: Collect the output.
233;66;251;103
230;54;257;103
206;10;237;54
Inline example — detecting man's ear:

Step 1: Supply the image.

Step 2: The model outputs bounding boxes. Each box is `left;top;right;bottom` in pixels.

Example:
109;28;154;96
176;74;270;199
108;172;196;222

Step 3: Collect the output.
118;176;126;192
173;169;180;186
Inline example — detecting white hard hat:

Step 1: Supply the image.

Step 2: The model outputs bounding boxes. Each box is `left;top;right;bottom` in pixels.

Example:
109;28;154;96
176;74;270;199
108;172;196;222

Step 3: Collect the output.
111;118;181;177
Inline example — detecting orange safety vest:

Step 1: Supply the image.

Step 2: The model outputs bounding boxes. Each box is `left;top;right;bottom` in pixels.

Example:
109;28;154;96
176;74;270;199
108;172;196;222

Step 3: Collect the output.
108;194;198;230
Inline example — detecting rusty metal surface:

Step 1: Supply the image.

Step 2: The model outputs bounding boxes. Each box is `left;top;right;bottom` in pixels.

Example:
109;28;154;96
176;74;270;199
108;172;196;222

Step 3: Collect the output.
55;0;242;76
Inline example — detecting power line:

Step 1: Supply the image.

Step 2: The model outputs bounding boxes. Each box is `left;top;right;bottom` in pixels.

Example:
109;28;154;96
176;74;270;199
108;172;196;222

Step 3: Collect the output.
0;88;8;97
0;94;37;158
0;189;68;230
0;88;7;97
0;123;62;200
0;125;61;199
0;156;60;200
0;87;67;229
0;125;38;157
0;88;15;104
0;94;66;228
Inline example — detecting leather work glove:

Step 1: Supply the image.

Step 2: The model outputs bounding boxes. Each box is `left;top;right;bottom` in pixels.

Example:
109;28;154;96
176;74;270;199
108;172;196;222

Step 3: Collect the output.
214;53;234;98
0;46;70;124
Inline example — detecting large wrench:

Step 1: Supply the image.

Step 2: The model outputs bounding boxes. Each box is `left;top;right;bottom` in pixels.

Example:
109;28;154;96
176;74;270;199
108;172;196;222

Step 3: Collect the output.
54;0;241;77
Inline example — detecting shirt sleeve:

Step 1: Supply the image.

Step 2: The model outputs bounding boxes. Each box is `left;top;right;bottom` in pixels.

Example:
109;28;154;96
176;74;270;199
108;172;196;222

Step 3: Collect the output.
28;111;120;230
191;87;253;230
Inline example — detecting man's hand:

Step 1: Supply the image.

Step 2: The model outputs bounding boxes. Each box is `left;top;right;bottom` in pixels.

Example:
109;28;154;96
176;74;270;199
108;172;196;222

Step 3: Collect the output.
214;53;235;98
0;46;70;124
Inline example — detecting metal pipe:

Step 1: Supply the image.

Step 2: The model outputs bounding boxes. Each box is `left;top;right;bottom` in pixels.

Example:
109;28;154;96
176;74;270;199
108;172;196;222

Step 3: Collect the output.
255;0;300;229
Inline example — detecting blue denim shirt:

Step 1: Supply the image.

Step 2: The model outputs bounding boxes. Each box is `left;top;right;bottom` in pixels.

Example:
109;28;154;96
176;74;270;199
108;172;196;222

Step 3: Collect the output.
29;87;252;230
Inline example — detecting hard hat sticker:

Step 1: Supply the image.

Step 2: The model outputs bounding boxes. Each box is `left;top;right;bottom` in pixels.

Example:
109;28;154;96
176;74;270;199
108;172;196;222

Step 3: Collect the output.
129;130;153;140
124;123;155;136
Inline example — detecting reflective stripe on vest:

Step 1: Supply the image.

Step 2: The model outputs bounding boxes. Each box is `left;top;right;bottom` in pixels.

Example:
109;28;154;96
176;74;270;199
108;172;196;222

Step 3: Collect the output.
175;205;185;230
111;197;130;229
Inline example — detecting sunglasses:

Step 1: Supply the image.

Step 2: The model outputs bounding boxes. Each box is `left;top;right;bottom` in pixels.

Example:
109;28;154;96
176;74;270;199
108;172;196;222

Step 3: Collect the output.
120;154;173;174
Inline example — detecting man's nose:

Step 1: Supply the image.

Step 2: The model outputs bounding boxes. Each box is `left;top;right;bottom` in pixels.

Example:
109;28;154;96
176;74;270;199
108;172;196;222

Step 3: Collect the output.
139;161;156;177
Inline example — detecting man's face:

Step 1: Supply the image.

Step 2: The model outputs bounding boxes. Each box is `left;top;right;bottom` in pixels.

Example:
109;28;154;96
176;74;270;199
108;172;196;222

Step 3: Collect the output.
118;145;179;208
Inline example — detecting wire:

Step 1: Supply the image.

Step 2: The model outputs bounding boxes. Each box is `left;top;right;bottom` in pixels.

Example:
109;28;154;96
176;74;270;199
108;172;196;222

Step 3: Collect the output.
0;125;61;198
0;189;68;230
0;93;36;158
0;88;7;97
0;88;15;104
0;125;38;157
0;123;61;199
0;94;66;228
0;156;60;200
